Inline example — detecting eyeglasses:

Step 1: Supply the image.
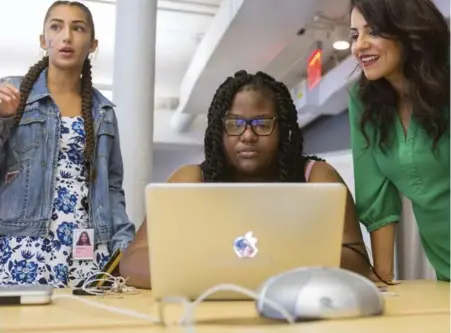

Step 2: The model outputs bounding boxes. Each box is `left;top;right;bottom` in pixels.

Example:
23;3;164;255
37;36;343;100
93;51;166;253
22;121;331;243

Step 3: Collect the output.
223;117;277;136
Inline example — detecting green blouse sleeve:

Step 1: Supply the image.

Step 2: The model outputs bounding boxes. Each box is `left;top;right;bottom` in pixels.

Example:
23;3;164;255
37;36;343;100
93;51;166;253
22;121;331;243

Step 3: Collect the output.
348;87;401;232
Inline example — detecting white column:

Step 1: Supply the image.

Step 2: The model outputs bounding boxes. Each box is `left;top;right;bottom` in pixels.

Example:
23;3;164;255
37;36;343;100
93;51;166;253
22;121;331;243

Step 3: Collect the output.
170;111;195;132
112;0;157;227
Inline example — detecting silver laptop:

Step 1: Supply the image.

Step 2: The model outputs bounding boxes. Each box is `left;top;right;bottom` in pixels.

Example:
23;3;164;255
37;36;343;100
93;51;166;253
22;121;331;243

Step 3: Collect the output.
145;183;347;300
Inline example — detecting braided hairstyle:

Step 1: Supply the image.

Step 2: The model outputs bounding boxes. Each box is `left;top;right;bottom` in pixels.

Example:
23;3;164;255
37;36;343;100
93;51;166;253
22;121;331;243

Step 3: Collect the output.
15;1;96;180
200;70;323;182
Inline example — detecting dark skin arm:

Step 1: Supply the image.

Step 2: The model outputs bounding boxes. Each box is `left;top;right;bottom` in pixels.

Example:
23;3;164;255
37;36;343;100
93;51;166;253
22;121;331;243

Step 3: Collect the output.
119;165;202;289
308;161;371;278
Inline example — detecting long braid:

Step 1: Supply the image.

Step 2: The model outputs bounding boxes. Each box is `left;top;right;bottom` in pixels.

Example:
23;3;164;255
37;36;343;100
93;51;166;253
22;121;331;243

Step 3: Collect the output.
29;2;97;182
201;72;256;182
268;77;305;182
80;58;95;181
200;70;323;182
14;2;97;179
14;55;95;180
14;56;50;126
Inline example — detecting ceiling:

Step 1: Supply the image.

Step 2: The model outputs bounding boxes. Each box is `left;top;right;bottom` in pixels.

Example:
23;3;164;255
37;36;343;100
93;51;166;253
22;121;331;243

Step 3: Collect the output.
265;0;350;87
0;0;222;100
2;0;448;153
0;0;355;147
170;0;353;133
0;0;351;99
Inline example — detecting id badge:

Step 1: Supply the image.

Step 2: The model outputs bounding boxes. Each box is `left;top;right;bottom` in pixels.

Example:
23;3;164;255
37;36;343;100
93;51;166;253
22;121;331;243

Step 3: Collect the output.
73;228;95;261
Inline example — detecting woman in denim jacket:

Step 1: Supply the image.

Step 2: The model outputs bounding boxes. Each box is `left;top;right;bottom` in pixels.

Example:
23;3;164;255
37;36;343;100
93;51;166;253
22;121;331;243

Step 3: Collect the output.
0;1;135;287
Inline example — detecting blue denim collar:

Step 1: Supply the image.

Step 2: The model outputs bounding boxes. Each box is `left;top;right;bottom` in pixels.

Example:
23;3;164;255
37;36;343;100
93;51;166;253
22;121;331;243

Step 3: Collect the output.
27;67;115;109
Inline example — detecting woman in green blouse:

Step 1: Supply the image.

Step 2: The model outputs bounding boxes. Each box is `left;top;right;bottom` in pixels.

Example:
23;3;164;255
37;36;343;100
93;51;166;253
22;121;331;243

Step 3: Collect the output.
349;0;450;282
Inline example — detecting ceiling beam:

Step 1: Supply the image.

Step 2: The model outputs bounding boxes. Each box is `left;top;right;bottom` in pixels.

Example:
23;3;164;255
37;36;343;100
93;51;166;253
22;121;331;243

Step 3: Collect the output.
84;0;217;16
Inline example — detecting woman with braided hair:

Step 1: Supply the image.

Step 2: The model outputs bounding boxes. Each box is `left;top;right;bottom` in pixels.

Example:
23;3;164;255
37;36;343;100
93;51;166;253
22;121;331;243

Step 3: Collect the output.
0;1;134;287
120;70;371;289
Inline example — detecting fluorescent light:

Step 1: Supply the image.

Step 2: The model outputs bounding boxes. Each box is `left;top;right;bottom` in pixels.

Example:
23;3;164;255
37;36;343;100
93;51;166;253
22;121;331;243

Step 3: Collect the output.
332;25;350;50
333;40;350;50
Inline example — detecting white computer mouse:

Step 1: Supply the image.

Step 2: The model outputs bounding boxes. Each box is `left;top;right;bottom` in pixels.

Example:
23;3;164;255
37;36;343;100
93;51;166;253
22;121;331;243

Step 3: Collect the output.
256;267;384;321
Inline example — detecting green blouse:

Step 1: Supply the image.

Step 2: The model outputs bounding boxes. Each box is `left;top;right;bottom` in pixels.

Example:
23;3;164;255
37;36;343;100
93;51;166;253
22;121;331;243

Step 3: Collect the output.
348;89;450;281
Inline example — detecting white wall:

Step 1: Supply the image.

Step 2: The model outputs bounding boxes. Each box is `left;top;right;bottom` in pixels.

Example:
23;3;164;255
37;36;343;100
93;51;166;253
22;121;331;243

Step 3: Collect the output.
129;148;203;229
152;148;204;182
317;150;372;257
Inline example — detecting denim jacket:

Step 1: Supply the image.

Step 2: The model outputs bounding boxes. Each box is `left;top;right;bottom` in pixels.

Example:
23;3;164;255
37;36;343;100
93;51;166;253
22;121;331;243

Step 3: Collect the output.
0;70;135;253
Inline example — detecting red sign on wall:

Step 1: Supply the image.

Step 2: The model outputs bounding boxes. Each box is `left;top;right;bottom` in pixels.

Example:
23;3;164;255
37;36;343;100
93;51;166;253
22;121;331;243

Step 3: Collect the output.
307;48;322;90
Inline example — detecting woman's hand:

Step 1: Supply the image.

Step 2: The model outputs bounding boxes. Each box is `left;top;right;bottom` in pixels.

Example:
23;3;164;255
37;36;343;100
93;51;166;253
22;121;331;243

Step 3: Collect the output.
0;83;20;118
368;269;401;285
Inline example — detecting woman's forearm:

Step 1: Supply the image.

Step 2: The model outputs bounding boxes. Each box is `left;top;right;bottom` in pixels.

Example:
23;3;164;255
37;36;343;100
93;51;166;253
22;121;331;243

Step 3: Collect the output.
119;246;151;289
340;243;372;278
119;218;151;289
370;223;396;280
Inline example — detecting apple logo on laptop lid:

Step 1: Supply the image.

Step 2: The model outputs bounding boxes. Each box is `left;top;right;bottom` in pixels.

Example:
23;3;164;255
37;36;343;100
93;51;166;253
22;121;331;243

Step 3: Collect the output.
234;231;258;258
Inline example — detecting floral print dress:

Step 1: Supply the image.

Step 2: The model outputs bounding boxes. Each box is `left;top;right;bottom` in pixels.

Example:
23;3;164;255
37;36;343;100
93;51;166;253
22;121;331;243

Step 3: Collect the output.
0;116;110;288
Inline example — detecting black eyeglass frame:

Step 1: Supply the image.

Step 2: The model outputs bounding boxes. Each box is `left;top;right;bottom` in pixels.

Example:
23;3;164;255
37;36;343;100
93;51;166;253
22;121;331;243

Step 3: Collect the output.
222;116;277;136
